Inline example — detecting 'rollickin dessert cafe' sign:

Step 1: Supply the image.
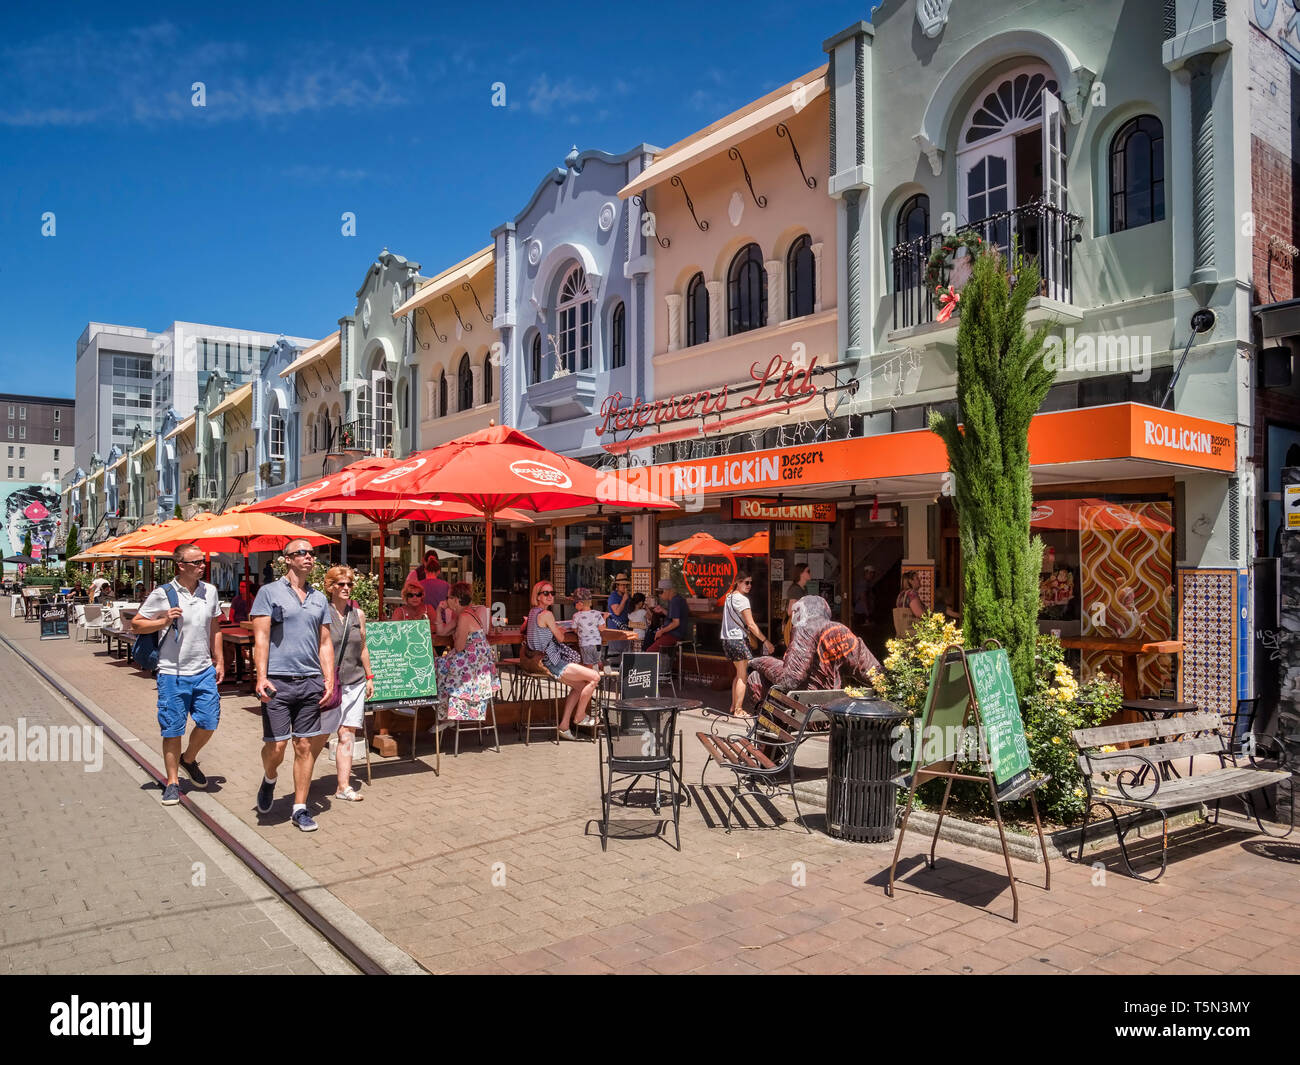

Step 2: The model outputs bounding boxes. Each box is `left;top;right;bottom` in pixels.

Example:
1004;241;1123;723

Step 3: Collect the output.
596;354;820;452
682;549;737;602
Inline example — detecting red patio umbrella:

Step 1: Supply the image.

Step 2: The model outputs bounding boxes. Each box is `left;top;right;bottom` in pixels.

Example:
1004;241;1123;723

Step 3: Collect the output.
341;425;677;610
249;459;531;618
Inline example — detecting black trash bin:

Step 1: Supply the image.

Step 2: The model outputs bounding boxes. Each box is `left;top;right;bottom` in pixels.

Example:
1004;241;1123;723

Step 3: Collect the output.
824;696;907;842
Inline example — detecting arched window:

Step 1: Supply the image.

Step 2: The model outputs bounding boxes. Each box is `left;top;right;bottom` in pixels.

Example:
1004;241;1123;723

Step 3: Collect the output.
727;243;767;336
372;371;393;451
457;353;473;411
786;235;815;320
557;266;593;371
964;69;1059;146
438;371;448;418
895;194;930;247
610;302;626;369
483;354;493;405
530;334;542;384
1110;115;1165;233
686;273;709;346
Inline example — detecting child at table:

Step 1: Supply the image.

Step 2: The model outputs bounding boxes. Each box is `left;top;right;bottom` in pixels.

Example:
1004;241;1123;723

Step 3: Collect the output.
570;588;606;667
626;592;648;648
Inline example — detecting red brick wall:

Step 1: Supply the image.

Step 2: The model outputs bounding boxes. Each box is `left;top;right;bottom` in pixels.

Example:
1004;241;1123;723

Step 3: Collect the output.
1252;135;1298;305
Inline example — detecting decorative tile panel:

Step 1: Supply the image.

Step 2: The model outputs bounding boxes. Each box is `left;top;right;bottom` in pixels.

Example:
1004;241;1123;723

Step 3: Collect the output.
1178;567;1237;719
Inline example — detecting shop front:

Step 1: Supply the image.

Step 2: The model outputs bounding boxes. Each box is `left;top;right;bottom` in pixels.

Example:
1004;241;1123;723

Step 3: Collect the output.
614;402;1238;709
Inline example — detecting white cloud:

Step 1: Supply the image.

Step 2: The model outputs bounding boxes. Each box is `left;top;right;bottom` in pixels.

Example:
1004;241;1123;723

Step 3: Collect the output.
525;74;601;117
0;21;418;127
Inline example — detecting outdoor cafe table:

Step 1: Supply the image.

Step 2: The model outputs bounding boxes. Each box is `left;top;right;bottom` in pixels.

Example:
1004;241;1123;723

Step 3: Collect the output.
1058;637;1182;700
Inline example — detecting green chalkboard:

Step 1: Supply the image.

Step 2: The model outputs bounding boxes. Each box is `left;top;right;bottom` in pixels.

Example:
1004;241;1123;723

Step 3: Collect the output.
364;621;439;708
967;648;1031;788
908;649;972;780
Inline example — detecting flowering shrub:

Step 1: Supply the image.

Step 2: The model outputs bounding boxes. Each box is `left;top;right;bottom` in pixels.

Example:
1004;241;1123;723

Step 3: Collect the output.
865;613;964;713
866;623;1122;824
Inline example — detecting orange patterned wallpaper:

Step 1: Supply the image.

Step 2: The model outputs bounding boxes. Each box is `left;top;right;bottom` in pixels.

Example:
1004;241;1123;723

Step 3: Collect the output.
1079;501;1174;694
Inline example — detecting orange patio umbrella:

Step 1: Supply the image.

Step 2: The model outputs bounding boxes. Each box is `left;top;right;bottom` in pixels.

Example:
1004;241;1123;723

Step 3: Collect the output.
338;425;677;613
598;544;633;562
248;458;532;618
659;531;737;559
131;508;338;589
729;530;769;557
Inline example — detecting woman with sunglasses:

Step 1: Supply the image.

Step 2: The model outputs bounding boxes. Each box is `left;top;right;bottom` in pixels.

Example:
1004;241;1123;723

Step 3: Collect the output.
322;566;373;802
524;579;599;741
391;580;439;633
721;573;772;716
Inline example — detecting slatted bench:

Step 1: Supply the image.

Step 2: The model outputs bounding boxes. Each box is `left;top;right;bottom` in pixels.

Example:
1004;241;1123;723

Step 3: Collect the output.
1070;712;1294;881
103;629;134;659
696;689;818;833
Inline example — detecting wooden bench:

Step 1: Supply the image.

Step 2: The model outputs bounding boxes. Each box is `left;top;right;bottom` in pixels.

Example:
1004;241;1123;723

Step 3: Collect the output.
1071;712;1294;881
696;689;818;833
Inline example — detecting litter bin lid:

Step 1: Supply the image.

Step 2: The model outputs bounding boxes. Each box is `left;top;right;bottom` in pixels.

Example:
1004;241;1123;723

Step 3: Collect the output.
822;695;907;720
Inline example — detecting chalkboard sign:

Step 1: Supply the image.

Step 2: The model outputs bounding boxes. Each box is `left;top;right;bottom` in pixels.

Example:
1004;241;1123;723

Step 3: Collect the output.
907;648;971;781
40;605;70;641
619;652;661;699
363;621;438;708
967;648;1031;791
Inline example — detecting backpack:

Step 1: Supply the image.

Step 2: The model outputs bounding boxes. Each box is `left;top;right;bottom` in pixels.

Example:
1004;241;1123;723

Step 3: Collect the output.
131;582;209;672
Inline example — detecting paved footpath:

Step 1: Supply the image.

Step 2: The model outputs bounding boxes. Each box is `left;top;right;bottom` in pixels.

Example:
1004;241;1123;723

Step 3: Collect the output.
4;612;1300;975
0;636;348;975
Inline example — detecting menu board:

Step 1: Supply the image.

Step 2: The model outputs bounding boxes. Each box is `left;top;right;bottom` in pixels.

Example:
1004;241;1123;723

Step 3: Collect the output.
619;652;661;699
907;649;970;782
40;605;70;641
364;621;439;708
967;648;1031;790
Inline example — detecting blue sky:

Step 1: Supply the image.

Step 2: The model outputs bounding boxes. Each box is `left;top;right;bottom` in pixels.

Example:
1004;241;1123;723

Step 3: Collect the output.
0;1;876;397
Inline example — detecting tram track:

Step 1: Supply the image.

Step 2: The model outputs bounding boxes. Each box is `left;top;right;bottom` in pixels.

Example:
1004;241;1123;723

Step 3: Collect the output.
1;631;408;976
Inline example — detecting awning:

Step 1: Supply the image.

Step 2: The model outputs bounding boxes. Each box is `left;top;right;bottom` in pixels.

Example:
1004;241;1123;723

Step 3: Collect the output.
209;383;252;418
165;413;196;440
619;65;827;199
633;403;1236;502
131;437;157;460
280;331;340;379
108;452;128;471
392;247;493;319
88;468;105;486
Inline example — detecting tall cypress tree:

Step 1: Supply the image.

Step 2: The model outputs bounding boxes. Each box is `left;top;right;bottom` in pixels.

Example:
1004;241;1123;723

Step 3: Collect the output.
66;522;79;566
22;529;32;559
929;252;1057;697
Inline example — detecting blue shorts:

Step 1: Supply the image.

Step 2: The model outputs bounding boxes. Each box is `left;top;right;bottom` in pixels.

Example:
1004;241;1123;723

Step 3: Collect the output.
157;666;222;738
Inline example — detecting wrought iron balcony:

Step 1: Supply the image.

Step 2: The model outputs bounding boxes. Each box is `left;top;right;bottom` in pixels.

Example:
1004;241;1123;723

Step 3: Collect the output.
891;201;1083;331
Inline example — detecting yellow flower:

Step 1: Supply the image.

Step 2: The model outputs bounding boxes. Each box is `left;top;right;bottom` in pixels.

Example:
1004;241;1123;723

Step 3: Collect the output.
1057;708;1069;716
1051;736;1062;745
1100;745;1117;753
1073;787;1084;797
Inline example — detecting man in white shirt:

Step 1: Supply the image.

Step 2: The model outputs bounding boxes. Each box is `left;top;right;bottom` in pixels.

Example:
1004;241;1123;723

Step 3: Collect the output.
132;544;224;805
89;574;111;602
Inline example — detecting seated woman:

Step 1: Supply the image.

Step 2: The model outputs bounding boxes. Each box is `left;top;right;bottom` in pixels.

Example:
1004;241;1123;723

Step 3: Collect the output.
432;580;500;735
391;580;439;636
523;579;600;741
747;596;881;709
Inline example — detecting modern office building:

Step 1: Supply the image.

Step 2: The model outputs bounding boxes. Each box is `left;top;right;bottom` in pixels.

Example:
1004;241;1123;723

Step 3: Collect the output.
0;393;74;558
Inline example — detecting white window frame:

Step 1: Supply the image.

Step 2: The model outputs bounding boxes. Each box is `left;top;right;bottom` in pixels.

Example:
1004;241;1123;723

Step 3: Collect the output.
556;266;593;373
268;410;286;461
372;370;393;453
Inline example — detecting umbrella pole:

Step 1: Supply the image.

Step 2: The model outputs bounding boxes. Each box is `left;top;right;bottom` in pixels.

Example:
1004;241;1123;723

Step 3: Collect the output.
485;512;493;626
377;519;387;620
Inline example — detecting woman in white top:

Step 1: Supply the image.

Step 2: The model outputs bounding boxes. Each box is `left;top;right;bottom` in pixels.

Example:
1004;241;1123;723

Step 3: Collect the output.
721;574;773;717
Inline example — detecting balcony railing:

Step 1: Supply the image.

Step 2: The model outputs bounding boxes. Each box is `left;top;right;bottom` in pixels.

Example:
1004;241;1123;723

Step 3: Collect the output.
891;201;1083;331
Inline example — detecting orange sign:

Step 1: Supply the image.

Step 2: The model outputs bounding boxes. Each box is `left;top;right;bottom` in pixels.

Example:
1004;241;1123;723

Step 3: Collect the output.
606;403;1235;502
732;497;838;522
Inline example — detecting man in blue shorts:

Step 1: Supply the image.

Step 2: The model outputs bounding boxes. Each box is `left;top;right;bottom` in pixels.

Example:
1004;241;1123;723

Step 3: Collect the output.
132;543;225;805
251;539;335;832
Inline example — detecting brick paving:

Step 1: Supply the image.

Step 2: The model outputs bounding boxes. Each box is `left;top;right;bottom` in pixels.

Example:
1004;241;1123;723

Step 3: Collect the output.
0;632;328;975
5;612;1299;975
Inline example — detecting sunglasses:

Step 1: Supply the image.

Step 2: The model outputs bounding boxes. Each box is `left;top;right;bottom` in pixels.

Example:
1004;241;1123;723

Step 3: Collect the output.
178;558;203;567
334;582;353;588
405;593;424;600
285;549;314;559
539;589;555;596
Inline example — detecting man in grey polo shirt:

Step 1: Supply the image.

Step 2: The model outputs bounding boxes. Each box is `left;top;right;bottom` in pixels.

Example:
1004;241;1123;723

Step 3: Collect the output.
251;538;335;832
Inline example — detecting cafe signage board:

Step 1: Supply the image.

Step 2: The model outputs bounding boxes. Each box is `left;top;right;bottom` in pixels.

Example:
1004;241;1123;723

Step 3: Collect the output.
364;621;439;708
731;497;837;523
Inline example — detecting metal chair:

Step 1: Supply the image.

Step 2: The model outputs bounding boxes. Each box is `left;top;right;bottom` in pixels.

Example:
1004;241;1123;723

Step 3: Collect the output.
598;699;684;851
452;694;501;755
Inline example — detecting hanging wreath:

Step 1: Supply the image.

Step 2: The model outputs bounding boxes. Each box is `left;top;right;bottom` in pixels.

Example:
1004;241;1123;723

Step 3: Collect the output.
925;231;986;293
